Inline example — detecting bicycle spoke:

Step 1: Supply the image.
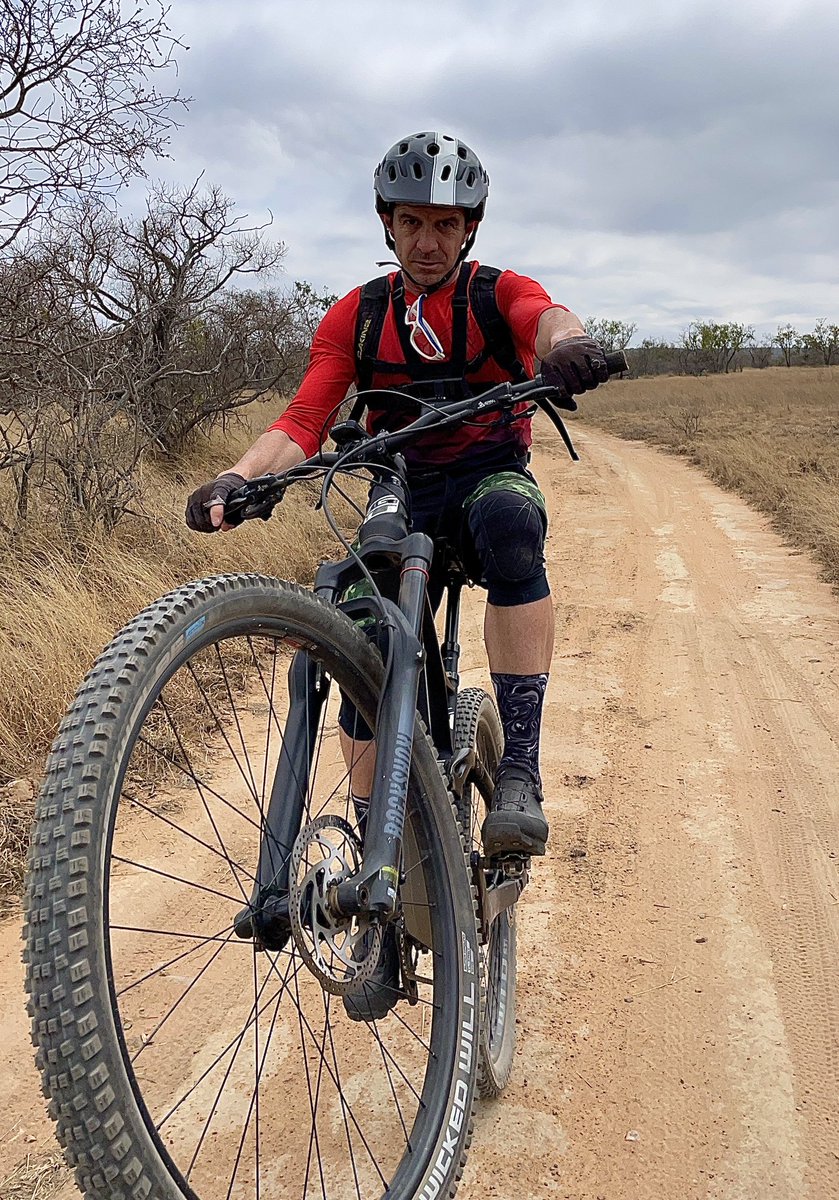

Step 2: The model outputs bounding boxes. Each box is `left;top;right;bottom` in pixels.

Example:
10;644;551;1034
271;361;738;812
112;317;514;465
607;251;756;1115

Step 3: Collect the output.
292;963;327;1200
221;948;277;1200
207;642;261;803
110;924;250;945
130;927;236;1064
121;794;258;887
157;695;251;905
261;952;389;1191
111;855;243;905
388;1003;435;1053
372;1022;414;1146
324;1009;363;1200
303;988;334;1198
116;919;235;997
159;953;303;1136
134;736;264;836
368;1021;426;1109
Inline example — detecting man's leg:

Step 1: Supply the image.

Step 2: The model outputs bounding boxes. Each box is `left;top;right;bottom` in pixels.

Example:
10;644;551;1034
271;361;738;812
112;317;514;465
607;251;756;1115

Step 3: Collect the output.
484;595;554;675
463;476;553;856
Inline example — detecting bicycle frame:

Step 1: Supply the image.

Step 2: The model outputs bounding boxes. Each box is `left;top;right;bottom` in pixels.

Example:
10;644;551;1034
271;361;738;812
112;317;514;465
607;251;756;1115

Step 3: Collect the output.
251;457;469;925
234;362;628;935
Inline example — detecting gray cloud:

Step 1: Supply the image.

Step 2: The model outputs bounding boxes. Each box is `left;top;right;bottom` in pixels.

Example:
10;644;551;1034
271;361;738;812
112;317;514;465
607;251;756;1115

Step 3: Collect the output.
145;0;839;339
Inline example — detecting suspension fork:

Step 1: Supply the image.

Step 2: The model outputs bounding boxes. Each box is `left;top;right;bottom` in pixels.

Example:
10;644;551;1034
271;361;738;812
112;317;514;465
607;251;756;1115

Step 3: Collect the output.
442;579;463;724
331;531;434;920
246;650;329;902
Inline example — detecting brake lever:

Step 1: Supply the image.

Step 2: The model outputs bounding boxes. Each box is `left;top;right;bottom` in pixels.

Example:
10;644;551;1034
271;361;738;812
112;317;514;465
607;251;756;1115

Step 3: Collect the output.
535;388;579;461
224;476;287;526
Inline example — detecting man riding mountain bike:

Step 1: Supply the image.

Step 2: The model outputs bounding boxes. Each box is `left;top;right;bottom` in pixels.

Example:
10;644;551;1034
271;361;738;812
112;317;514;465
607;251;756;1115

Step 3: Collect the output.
186;128;607;928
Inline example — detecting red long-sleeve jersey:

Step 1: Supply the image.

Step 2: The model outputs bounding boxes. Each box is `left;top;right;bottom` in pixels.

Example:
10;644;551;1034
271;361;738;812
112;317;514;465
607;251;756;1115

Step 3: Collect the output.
269;262;565;465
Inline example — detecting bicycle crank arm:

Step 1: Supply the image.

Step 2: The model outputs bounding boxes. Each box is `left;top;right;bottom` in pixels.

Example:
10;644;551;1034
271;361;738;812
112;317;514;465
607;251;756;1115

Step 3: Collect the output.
474;855;529;942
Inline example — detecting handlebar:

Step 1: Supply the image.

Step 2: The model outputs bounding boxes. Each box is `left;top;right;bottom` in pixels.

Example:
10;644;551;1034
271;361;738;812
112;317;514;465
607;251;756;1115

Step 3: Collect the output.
224;350;629;525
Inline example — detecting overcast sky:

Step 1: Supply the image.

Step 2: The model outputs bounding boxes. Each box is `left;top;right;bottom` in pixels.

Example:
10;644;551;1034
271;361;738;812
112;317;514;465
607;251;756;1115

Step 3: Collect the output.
148;0;838;341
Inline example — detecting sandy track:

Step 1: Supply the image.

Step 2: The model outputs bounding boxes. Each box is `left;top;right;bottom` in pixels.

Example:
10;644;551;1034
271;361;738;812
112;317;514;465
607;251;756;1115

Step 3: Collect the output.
2;427;838;1199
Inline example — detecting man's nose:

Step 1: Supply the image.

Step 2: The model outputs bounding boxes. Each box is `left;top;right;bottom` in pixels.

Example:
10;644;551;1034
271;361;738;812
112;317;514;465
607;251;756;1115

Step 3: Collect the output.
416;226;438;252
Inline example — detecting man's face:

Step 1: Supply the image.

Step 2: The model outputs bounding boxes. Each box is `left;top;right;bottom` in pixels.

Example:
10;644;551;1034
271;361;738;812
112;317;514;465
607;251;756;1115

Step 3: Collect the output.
384;204;471;289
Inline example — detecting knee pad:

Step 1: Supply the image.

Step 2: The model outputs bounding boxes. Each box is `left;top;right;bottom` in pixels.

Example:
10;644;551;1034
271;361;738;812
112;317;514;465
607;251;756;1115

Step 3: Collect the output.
466;489;549;605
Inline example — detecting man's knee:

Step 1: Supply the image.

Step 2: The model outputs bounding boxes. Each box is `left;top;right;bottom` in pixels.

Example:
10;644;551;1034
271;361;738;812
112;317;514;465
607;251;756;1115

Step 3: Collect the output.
466;488;549;606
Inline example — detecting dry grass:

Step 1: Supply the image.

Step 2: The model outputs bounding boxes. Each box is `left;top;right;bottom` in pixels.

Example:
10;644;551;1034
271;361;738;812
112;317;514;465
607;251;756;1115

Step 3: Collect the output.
0;1151;70;1200
581;366;839;588
0;398;352;909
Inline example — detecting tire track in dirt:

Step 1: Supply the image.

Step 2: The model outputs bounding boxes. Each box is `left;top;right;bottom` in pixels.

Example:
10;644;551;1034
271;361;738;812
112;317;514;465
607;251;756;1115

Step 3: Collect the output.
2;425;838;1199
459;427;838;1200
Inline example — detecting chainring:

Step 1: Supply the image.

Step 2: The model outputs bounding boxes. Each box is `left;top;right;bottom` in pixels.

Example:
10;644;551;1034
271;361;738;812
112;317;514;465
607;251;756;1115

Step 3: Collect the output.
288;814;383;995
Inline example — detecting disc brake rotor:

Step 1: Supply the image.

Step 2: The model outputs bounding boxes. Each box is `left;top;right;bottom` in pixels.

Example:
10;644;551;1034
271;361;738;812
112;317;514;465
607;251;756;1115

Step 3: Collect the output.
288;814;382;994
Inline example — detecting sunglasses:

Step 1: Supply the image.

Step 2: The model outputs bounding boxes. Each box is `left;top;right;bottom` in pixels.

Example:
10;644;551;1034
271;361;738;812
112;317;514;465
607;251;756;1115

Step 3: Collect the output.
405;293;446;361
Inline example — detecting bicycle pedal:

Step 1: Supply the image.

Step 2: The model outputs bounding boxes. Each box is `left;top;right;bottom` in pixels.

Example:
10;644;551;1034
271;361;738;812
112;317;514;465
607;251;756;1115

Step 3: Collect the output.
499;854;531;879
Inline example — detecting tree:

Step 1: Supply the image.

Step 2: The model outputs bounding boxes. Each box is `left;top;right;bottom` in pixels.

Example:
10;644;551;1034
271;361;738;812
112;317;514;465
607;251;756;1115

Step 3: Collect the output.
801;319;839;367
0;0;185;247
584;317;637;352
0;245;150;533
628;337;677;377
772;324;800;368
52;179;286;453
748;338;775;369
679;321;754;374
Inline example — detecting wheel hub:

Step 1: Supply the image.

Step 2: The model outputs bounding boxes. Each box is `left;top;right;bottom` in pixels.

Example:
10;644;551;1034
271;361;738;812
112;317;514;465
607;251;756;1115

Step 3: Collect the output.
288;814;382;994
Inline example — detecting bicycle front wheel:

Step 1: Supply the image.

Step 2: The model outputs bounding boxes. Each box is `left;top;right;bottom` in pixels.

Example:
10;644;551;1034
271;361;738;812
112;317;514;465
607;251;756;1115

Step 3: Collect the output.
25;573;480;1200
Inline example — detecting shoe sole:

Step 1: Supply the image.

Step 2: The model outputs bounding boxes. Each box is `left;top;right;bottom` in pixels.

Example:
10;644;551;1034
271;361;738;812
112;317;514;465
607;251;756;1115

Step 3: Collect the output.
482;818;547;858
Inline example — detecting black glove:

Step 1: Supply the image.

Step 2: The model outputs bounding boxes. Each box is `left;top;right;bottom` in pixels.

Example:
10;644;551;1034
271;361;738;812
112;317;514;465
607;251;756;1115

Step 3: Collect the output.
185;472;246;533
541;336;609;399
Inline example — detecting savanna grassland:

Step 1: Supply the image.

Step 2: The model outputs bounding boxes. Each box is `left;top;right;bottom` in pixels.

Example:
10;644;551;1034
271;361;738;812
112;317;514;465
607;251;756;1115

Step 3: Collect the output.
0;399;347;908
581;365;839;589
2;368;838;910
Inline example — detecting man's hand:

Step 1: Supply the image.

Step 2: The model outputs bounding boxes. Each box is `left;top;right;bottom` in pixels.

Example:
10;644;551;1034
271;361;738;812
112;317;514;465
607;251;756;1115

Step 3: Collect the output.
185;472;246;533
541;336;609;400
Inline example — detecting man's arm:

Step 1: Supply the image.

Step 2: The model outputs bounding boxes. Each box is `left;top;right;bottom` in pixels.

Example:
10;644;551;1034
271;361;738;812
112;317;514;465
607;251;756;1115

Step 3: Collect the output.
191;291;360;532
534;306;587;359
205;429;307;531
226;428;307;480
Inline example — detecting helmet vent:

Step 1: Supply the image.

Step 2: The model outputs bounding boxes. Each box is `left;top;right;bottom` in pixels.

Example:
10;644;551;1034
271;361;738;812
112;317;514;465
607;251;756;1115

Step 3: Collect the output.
457;146;467;158
412;162;424;179
440;164;452;181
428;142;439;155
388;165;397;181
466;169;476;187
399;142;409;154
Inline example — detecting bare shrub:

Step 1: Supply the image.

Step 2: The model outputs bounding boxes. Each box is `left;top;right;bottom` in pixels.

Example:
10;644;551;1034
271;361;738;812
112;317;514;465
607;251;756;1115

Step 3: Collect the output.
1;0;185;248
666;406;704;440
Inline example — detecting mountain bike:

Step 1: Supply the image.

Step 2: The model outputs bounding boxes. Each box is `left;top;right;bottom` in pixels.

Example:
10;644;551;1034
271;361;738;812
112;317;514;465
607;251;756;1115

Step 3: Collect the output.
24;357;625;1200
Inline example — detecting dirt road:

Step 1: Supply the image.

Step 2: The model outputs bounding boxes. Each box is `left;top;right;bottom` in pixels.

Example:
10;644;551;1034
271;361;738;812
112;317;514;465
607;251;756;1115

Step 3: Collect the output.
2;427;838;1199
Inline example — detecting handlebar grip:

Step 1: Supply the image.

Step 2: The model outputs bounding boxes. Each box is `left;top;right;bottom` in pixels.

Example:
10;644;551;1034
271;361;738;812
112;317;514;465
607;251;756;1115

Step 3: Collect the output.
604;350;628;375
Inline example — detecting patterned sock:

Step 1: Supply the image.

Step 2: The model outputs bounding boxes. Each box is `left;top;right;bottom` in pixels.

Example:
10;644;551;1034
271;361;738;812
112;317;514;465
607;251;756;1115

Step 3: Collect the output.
491;672;549;785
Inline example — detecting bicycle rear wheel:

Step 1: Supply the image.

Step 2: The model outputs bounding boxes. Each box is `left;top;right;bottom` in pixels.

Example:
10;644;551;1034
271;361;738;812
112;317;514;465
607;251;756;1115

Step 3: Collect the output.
25;574;480;1200
454;687;517;1098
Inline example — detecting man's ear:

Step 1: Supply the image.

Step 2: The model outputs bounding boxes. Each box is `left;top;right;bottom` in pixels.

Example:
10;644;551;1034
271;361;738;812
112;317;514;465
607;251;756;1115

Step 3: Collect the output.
380;212;394;236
